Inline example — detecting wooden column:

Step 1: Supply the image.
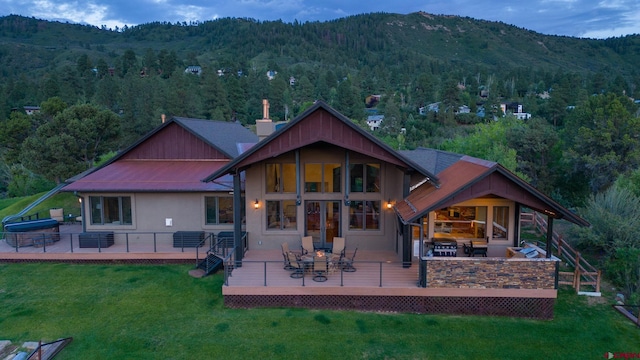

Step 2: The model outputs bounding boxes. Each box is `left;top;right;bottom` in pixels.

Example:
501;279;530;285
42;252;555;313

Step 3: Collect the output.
546;216;554;258
233;171;243;267
402;172;412;267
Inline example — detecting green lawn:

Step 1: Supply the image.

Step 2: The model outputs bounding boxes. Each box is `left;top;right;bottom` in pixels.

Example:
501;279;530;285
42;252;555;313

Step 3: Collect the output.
0;263;638;359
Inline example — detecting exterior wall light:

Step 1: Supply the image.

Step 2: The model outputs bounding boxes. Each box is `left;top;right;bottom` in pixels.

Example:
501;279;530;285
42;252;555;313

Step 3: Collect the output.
254;199;260;209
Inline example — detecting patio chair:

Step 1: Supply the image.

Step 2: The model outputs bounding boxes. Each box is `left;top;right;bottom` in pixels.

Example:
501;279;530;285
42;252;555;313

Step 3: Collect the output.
312;255;328;282
287;252;304;278
342;247;358;272
281;242;300;270
301;235;314;255
330;237;345;263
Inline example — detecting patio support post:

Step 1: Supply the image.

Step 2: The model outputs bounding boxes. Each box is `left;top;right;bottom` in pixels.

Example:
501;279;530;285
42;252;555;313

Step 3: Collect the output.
401;172;412;267
514;203;521;247
233;171;243;267
546;216;554;258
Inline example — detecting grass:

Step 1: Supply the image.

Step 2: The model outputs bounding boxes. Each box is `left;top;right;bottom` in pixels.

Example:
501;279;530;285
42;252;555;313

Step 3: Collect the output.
0;263;638;359
0;191;81;222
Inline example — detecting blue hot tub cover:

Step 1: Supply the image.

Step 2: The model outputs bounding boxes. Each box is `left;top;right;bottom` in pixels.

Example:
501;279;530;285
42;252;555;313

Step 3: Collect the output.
4;218;60;232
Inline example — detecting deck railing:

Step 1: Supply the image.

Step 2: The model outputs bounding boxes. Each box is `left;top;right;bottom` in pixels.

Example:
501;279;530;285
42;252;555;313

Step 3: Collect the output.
0;230;216;254
525;211;601;293
223;259;415;288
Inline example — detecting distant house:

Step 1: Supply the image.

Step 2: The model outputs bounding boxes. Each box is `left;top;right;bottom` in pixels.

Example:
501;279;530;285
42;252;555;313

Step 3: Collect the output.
289;76;296;86
366;114;384;131
185;66;202;76
266;70;277;80
23;106;40;115
500;102;531;120
457;105;470;114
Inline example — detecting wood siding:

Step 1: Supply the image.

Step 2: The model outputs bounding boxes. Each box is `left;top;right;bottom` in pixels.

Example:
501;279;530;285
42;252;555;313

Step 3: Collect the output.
122;122;227;160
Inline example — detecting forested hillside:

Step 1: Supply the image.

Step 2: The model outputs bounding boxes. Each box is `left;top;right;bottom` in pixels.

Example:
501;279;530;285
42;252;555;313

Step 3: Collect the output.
1;12;640;209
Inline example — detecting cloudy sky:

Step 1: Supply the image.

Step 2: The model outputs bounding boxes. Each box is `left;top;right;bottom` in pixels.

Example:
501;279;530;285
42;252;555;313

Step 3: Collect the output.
0;0;638;39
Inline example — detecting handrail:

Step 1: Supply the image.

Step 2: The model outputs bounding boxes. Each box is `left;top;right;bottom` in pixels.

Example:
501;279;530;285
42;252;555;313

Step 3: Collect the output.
2;183;67;225
27;336;73;360
528;211;601;293
222;259;413;288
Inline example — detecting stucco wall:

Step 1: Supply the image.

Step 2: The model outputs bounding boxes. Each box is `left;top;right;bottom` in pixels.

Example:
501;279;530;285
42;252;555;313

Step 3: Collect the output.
243;147;405;255
424;257;557;289
82;192;235;244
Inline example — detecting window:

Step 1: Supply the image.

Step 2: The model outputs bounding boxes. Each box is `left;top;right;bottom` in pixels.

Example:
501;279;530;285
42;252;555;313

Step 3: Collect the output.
205;197;234;224
266;163;296;193
493;206;509;239
89;196;132;225
434;206;487;239
350;163;380;193
267;200;297;230
349;201;380;230
304;163;341;193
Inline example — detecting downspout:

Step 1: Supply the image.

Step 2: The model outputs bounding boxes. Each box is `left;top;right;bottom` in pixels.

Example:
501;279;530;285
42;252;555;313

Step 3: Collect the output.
295;150;301;205
344;151;350;206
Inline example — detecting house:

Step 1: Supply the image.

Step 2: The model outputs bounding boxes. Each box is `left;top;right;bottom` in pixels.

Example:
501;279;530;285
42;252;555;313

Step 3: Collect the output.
501;102;531;120
366;114;384;131
203;101;587;318
61;100;588;318
62;116;258;237
184;66;202;76
23;106;40;115
266;70;277;80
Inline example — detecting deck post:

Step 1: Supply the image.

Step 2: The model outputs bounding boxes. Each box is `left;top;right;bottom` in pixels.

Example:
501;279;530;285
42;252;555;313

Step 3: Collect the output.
545;216;553;258
233;171;243;268
401;172;411;268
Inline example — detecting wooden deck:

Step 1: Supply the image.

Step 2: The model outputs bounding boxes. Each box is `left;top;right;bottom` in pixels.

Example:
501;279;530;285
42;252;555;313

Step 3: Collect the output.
0;224;201;263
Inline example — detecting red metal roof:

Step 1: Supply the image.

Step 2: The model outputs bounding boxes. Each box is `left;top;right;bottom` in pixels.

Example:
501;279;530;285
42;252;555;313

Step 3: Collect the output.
395;156;589;226
62;160;233;192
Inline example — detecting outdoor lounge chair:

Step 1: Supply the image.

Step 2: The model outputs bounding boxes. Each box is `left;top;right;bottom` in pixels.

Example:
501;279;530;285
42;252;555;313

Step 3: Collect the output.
330;237;345;263
287;252;304;278
312;255;328;282
342;247;357;272
301;235;314;255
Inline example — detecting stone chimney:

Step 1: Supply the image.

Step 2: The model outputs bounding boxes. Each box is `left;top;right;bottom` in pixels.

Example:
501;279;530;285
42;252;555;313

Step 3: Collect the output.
256;99;275;141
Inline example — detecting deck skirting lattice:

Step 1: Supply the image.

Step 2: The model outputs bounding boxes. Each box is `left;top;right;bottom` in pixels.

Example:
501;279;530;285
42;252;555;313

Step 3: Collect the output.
224;295;555;319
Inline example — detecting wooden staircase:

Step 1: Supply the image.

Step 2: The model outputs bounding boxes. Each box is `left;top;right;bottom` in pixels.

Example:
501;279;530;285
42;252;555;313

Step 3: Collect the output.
522;212;601;295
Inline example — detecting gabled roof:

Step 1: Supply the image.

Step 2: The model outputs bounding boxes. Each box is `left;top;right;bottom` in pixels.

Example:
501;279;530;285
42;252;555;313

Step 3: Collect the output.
395;156;589;227
399;147;463;176
62;160;234;192
173;117;258;158
204;101;439;184
62;117;256;192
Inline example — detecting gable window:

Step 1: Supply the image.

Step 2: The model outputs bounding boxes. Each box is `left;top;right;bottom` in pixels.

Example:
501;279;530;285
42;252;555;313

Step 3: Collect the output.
89;196;132;225
266;163;296;193
304;163;341;193
267;200;297;230
348;201;380;230
350;163;380;193
205;196;235;224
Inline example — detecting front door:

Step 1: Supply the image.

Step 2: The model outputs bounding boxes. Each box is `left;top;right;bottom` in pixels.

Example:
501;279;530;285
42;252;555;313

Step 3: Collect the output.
305;200;341;250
